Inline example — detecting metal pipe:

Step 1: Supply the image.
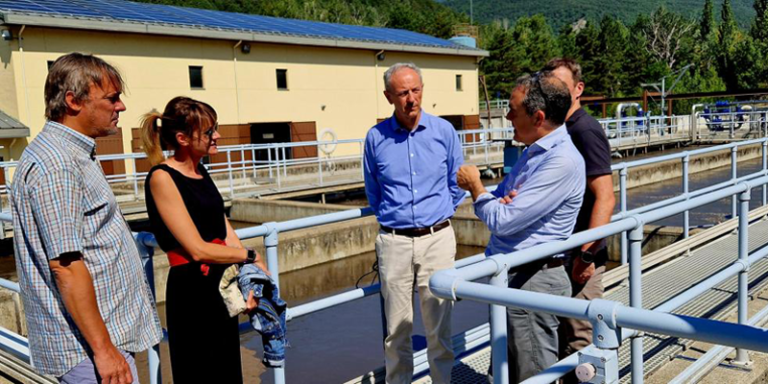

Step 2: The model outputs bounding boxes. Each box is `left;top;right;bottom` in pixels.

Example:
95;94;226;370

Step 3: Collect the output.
438;279;768;354
734;189;751;364
489;268;509;384
616;102;640;120
263;223;285;384
0;277;19;293
669;301;768;384
763;141;767;206
732;147;738;218
137;234;161;384
227;150;235;198
682;154;690;239
131;158;139;200
629;222;645;384
620;167;628;264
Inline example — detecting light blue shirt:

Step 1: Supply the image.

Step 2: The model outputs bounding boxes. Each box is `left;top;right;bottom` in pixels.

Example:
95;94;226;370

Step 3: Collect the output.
364;112;465;228
475;125;586;258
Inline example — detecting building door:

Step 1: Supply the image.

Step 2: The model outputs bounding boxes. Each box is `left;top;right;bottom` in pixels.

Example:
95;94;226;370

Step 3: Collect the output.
250;122;292;161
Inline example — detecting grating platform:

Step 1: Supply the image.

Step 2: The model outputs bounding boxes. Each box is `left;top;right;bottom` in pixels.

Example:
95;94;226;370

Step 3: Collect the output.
413;215;768;383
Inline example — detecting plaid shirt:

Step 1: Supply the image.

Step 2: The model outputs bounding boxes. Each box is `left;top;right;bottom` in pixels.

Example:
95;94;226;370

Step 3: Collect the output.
10;121;162;376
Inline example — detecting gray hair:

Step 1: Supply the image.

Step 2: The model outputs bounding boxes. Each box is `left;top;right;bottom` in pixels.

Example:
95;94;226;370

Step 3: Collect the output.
45;52;125;122
383;63;423;92
515;72;572;126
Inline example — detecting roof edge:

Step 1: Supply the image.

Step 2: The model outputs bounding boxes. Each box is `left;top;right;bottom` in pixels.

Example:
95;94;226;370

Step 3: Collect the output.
2;13;489;57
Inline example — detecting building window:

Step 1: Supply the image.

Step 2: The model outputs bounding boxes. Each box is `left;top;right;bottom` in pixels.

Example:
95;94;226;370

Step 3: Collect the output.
456;74;463;91
189;66;204;89
276;69;288;90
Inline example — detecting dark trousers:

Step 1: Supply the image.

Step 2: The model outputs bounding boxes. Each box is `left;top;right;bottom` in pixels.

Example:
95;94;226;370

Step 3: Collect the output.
506;265;572;383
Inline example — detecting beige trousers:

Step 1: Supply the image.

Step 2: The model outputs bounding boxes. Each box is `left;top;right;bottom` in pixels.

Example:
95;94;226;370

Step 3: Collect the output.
376;225;456;384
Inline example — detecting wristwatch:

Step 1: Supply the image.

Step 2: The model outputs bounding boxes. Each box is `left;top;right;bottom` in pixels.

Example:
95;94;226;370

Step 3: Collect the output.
245;249;257;264
580;250;595;264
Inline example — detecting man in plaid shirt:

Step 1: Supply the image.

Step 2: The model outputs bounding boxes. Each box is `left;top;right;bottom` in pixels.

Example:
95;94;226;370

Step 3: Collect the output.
11;53;162;383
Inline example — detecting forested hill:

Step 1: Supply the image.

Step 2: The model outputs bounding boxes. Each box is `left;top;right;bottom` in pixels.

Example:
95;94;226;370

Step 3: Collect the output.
440;0;756;30
133;0;467;39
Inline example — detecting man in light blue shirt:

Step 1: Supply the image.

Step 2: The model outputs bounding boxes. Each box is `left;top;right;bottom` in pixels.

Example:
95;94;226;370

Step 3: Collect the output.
364;63;464;383
458;72;585;382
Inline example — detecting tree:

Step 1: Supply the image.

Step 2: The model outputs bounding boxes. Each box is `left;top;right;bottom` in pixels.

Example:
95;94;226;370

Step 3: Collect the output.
590;16;631;96
718;0;741;90
479;15;560;99
641;6;695;70
701;0;716;39
752;0;768;42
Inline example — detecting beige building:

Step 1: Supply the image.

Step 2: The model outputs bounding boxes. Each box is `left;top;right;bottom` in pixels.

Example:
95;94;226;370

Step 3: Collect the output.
0;1;487;177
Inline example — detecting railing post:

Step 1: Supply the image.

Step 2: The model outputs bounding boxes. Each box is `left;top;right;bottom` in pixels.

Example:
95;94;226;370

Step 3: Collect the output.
359;141;365;180
281;146;288;179
318;144;324;187
734;189;753;366
240;149;247;180
732;147;738;218
136;233;162;384
131;158;139;201
629;220;645;384
275;147;282;190
489;267;509;384
263;223;286;384
268;147;273;179
762;141;767;207
252;148;257;179
620;167;628;265
682;155;690;239
226;150;235;199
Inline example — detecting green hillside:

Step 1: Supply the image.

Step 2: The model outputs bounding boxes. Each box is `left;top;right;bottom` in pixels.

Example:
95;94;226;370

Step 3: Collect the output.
440;0;756;30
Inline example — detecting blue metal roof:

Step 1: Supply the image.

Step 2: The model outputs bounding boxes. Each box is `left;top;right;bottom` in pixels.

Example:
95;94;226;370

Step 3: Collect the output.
0;0;480;52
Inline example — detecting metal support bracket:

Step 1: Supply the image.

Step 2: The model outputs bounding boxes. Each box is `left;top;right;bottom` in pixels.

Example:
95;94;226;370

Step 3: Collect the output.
735;259;751;273
587;299;622;350
263;222;279;247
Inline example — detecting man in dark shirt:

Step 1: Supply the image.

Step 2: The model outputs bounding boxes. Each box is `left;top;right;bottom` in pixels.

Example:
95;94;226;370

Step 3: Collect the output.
544;58;616;381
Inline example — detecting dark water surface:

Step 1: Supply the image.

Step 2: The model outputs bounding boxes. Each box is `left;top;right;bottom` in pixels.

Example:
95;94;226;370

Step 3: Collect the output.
246;245;488;384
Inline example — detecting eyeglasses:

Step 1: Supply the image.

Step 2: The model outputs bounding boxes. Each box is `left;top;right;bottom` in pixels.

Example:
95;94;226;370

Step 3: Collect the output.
204;123;219;138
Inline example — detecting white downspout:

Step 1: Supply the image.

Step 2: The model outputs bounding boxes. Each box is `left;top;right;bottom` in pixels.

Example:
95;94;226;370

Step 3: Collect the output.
232;40;242;124
18;26;30;126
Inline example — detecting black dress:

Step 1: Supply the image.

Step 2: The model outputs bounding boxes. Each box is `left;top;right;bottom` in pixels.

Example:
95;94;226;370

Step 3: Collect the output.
145;163;243;383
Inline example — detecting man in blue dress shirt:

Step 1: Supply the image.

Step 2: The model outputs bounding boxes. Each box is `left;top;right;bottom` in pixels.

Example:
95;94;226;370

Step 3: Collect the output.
458;72;585;382
364;63;465;384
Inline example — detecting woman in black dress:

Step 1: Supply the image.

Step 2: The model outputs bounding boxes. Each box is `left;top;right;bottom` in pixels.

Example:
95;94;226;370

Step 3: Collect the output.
140;97;267;383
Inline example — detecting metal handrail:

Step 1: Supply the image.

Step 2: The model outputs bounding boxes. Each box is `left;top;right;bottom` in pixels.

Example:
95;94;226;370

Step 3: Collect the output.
1;139;767;383
430;174;768;384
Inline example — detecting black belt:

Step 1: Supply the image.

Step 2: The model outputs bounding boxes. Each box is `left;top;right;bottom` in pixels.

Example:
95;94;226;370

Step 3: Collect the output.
381;220;451;238
509;258;565;274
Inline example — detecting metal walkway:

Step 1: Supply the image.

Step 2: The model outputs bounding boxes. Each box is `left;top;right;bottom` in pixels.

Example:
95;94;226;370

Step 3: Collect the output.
413;209;768;384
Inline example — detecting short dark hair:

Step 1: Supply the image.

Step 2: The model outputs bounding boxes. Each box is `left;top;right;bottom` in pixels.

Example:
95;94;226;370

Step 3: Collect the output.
542;57;582;84
45;52;125;122
515;72;572;126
